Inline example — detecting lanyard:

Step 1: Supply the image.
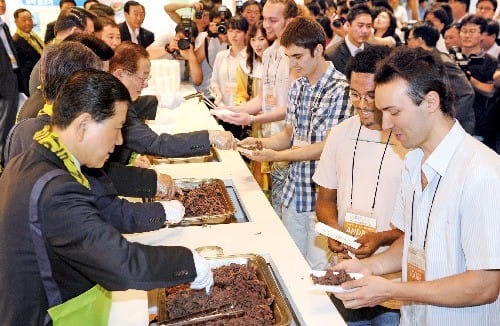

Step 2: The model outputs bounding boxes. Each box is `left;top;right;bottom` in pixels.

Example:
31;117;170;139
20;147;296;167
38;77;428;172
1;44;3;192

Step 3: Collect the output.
350;124;392;210
410;175;442;248
264;49;282;86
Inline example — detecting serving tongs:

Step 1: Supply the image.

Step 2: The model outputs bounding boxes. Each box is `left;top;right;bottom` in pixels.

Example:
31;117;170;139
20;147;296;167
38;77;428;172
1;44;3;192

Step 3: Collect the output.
183;92;217;110
161;305;245;326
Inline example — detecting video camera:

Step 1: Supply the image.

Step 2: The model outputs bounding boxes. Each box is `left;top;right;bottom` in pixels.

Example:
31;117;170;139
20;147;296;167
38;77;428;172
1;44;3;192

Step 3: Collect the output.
178;17;194;50
216;5;228;35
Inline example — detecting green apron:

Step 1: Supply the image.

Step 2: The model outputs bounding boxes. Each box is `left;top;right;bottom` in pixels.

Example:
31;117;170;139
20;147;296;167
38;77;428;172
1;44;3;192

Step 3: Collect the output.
48;285;111;326
29;170;112;325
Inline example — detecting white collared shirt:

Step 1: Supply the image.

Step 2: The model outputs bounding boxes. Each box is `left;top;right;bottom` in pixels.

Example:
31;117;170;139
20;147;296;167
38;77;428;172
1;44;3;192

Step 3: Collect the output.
393;121;500;326
344;35;364;57
126;22;139;44
211;46;247;106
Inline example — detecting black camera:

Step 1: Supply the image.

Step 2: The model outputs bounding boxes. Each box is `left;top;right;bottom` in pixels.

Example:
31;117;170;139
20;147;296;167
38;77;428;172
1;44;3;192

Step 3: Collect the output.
332;17;346;28
216;5;228;35
178;18;193;50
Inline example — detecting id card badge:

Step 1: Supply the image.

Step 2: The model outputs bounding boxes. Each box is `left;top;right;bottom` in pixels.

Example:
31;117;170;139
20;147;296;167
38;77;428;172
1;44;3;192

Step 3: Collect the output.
343;209;377;237
263;82;276;111
407;244;426;281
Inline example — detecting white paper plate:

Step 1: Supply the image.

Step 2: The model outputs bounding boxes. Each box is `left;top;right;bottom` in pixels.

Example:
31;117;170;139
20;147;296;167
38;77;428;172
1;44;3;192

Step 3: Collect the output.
310;270;364;293
210;109;234;119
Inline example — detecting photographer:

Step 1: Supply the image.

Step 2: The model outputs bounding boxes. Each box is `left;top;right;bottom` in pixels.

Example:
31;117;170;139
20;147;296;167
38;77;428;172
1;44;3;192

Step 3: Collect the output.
457;14;498;150
165;20;203;85
164;0;212;34
192;3;232;95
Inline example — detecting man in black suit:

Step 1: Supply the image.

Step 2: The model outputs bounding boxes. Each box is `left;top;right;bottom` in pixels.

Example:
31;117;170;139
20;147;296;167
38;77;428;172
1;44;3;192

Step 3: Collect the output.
119;1;154;48
43;0;76;44
325;4;372;75
0;14;19;169
13;8;44;96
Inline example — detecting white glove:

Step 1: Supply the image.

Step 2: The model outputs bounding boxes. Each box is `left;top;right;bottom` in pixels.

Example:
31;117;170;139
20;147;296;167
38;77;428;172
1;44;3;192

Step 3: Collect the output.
190;250;214;294
159;200;185;223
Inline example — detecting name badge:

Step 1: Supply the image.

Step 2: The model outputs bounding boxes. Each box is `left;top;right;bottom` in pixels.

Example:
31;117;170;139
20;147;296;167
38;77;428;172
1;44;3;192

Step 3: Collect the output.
407;244;426;281
343;210;377;237
263;83;276;110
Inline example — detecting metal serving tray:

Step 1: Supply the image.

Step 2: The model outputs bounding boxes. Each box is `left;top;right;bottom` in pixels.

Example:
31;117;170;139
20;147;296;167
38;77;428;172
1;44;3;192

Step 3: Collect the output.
147;148;218;164
157;254;292;325
168;178;236;226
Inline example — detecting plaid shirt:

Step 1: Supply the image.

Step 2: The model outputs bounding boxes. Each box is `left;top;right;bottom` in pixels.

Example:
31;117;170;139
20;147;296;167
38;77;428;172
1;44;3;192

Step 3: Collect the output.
282;62;352;212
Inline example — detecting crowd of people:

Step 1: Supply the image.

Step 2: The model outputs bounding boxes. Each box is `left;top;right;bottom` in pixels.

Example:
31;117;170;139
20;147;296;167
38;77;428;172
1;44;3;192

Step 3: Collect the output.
0;0;499;325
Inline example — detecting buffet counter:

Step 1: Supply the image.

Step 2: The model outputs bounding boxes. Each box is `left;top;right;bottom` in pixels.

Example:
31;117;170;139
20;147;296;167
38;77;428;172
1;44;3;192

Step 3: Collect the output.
109;84;346;325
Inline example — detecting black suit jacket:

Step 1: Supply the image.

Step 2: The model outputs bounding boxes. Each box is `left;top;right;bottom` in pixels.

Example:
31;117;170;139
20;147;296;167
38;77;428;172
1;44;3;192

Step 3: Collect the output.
0;22;19;166
324;40;352;75
44;21;56;44
12;34;41;96
118;22;155;48
0;143;196;325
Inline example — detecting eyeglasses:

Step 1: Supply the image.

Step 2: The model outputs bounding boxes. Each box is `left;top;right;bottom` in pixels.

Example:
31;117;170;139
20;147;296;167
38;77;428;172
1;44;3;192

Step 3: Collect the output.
349;90;375;105
476;6;494;12
124;70;151;84
460;28;481;35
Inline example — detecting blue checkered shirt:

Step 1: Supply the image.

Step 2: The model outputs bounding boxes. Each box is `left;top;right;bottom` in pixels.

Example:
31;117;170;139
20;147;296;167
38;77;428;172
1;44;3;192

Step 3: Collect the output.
282;62;353;212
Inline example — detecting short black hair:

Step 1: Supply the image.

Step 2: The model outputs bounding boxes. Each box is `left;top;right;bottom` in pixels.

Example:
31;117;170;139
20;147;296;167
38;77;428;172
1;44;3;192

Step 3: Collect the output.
454;0;470;11
64;33;114;61
13;8;30;19
426;4;453;29
59;0;76;9
375;47;455;118
89;3;115;18
411;21;440;47
52;69;130;129
461;14;488;33
345;45;391;80
124;1;144;13
281;16;326;55
347;4;372;23
54;7;88;36
484;19;499;38
40;42;103;101
228;15;249;32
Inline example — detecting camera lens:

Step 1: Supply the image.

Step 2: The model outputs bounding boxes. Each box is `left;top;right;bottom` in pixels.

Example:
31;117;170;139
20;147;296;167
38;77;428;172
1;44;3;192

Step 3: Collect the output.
178;38;191;50
217;23;227;35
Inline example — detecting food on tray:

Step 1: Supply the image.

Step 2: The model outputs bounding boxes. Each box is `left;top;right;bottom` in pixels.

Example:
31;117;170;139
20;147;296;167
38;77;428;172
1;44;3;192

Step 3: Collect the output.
164;263;275;325
310;269;354;286
174;181;227;217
